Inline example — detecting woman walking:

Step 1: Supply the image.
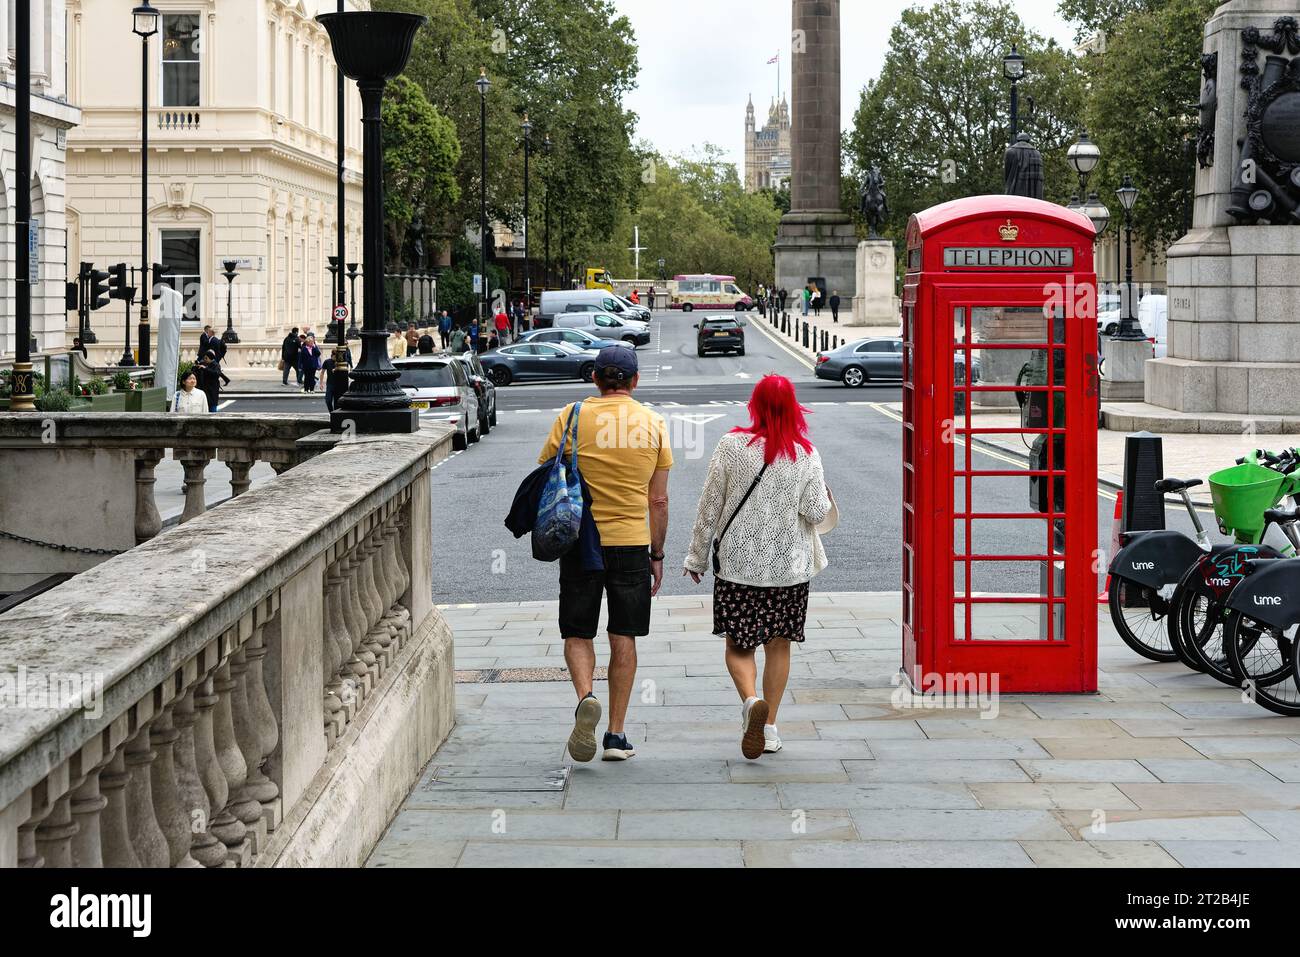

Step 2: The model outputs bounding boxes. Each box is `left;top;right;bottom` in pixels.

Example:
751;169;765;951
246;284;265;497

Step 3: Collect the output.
684;374;835;759
172;368;209;414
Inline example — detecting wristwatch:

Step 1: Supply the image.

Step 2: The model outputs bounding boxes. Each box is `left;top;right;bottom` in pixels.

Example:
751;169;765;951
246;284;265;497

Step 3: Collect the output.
649;550;665;561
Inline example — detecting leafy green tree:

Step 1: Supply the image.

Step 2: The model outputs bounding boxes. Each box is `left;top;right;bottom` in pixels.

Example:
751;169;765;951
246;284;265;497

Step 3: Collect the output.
382;75;461;262
1069;0;1219;253
845;0;1086;245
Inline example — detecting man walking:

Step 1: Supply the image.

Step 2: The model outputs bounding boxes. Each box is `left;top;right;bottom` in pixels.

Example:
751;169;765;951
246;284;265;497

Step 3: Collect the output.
829;290;841;324
777;287;788;313
438;310;452;349
537;347;672;762
280;327;300;386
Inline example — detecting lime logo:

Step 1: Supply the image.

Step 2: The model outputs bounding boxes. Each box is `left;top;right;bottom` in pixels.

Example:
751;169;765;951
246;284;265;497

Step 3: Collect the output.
1208;578;1232;587
1131;561;1155;570
1253;595;1282;606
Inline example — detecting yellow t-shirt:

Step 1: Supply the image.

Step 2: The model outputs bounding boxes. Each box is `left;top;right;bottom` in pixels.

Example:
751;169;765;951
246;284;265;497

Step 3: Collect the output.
538;395;674;546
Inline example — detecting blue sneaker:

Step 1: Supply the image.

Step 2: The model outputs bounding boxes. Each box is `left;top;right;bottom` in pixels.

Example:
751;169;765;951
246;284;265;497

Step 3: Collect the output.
567;693;601;762
602;731;636;761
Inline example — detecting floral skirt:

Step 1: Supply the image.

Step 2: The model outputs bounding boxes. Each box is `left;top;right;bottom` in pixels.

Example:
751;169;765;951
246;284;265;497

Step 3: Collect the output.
712;578;810;651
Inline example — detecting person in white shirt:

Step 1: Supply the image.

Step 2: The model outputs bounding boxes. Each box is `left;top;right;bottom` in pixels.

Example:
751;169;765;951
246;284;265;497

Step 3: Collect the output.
172;369;209;414
684;374;835;760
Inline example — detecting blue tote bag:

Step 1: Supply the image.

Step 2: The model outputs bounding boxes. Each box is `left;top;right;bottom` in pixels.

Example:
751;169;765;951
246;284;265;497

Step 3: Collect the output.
534;401;585;561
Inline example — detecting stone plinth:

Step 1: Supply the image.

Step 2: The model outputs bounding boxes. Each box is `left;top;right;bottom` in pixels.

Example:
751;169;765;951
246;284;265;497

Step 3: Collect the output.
774;214;859;306
849;240;898;327
1102;337;1153;401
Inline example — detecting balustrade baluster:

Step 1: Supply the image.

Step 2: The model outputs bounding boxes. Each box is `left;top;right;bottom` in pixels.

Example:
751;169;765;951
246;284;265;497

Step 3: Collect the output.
34;794;77;868
228;647;269;851
98;747;141;868
124;720;170;868
134;450;164;544
192;674;232;867
225;457;254;497
69;746;111;868
149;703;201;867
244;605;282;823
209;661;251;862
177;450;212;524
323;559;348;734
175;683;225;867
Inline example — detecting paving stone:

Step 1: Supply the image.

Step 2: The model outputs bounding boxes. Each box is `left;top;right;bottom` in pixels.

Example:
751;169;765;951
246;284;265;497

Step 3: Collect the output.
844;759;1031;783
866;738;1050;760
852;702;1040;721
919;718;1124;740
1243;809;1300;840
849;808;1073;841
366;840;466;868
969;782;1138;810
814;720;925;739
1018;840;1179;868
617;809;857;841
742;839;1034;868
563;759;730;783
406;789;566;810
1059;810;1274;841
430;763;568;779
564;782;781;810
1116;717;1300;738
1136;759;1284;786
457;841;745;868
1187;736;1300;758
1035;737;1202;759
778;782;978;809
728;760;851;783
1018;760;1161;783
1157;840;1300;867
1022;701;1182;720
1250;758;1300;782
378;808;619;841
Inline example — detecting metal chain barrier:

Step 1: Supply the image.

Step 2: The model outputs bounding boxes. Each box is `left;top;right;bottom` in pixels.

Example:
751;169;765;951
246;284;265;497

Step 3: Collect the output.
0;529;124;557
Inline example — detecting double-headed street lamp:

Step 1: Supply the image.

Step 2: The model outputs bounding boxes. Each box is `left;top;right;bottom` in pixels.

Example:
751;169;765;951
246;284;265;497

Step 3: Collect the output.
521;113;533;321
542;133;553;290
133;2;159;366
476;68;491;323
1003;44;1025;142
221;260;240;344
1114;174;1145;341
1066;130;1110;240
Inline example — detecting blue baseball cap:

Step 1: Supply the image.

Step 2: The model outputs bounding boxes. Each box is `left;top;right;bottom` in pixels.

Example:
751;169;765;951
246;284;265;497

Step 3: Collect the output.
595;345;638;381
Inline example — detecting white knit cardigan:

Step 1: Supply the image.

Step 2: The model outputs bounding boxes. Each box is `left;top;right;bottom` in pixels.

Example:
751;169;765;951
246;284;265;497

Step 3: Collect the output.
684;432;831;587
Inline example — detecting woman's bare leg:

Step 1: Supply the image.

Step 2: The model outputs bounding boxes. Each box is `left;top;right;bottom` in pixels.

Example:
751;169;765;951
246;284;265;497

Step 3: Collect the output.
762;638;791;725
725;640;758;701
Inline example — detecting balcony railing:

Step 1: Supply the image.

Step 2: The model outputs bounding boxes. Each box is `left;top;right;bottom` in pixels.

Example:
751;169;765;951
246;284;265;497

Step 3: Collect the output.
0;414;457;867
157;109;201;131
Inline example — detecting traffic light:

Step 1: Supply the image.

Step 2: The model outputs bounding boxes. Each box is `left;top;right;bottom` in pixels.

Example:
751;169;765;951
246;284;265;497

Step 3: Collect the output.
65;281;79;311
89;269;111;311
150;263;168;301
107;262;128;301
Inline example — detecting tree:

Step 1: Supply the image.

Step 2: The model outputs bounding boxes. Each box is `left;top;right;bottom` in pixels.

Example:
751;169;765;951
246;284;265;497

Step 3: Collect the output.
845;0;1086;245
382;75;461;262
1070;0;1219;253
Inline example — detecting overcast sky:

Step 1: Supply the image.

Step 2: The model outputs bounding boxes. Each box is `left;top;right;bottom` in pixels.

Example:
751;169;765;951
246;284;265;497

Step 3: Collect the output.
610;0;1077;169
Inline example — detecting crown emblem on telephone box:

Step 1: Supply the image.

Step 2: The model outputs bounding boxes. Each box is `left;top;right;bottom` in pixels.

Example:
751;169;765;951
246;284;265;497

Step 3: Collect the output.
998;220;1020;241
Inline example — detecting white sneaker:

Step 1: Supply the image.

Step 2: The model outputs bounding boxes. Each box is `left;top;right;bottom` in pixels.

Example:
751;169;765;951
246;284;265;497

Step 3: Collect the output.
740;696;759;731
763;725;783;753
740;696;768;760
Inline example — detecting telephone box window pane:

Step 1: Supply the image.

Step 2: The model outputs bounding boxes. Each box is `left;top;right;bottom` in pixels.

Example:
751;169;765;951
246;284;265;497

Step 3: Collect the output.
953;306;966;344
960;518;1053;558
969;601;1060;641
970;306;1051;345
954;431;1048;473
969;559;1047;599
969;472;1049;516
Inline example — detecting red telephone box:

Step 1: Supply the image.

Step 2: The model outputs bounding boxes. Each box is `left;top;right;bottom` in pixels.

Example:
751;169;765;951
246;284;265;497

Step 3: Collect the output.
901;196;1099;694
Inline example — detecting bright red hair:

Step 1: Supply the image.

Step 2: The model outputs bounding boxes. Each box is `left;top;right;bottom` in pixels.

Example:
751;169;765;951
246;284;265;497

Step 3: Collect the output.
731;374;814;464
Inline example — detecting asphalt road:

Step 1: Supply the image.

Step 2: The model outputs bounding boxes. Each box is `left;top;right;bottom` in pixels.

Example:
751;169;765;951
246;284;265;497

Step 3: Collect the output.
226;308;1198;606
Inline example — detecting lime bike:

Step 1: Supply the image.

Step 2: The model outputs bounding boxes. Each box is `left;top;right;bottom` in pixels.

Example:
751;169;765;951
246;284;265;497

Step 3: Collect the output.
1220;527;1300;715
1106;449;1300;665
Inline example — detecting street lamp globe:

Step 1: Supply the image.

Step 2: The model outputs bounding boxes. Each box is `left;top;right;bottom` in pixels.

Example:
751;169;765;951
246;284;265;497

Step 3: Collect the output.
132;1;159;37
1002;44;1025;81
1067;130;1100;178
1116;174;1138;212
521;113;533;140
476;67;491;97
1081;191;1111;238
543;133;553;155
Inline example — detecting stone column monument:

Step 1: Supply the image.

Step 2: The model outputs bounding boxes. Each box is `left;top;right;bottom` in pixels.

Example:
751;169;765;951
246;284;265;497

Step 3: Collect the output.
1143;3;1300;426
774;0;858;307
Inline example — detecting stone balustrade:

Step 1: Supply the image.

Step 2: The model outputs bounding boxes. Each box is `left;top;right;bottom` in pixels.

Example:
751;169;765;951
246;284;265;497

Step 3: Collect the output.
0;413;333;593
0;422;456;868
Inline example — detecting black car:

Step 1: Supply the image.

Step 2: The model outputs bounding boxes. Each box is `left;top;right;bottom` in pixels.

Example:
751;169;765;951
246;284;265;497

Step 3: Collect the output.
478;341;599;386
695;315;747;357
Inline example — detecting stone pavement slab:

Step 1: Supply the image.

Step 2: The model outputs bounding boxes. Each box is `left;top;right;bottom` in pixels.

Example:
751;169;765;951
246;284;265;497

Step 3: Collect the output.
367;593;1300;867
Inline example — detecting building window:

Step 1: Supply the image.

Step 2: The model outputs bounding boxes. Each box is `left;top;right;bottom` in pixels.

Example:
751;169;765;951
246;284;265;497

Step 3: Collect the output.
160;229;202;322
161;14;202;107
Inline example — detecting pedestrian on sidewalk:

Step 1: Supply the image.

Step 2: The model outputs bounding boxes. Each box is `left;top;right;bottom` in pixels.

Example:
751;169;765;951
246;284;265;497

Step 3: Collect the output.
322;352;341;412
449;324;467;354
801;285;811;317
438;310;453;349
683;374;835;759
537;346;673;763
405;323;420;356
829;291;841;324
811;285;823;318
172;369;209;414
280;327;300;386
778;286;788;313
647;285;657;311
388;327;408;361
196;351;229;412
494;307;511;346
300;336;322;393
469;318;481;353
198;325;215;361
417;331;436;354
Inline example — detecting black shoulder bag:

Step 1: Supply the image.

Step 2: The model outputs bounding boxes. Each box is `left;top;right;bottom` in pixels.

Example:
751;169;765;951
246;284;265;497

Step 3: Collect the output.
712;463;769;575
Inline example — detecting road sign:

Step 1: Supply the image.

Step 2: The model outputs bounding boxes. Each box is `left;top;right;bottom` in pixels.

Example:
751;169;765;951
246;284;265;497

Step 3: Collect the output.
333;304;349;322
473;273;483;294
28;218;40;284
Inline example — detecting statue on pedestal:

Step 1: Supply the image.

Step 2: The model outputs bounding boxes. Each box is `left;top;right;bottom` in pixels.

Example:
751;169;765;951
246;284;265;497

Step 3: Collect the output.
859;167;889;239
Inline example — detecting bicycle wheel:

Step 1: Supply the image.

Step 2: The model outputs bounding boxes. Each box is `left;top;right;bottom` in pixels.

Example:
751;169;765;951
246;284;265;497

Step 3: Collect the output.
1224;611;1300;715
1108;576;1177;661
1170;567;1237;684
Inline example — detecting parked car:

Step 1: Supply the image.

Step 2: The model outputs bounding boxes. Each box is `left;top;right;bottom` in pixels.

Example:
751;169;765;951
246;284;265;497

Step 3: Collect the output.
554;311;651;346
447;350;498;436
694;314;747;356
815;337;904;386
517;327;632;351
479;340;600;387
612;294;652;321
540;289;639;319
393;357;480;450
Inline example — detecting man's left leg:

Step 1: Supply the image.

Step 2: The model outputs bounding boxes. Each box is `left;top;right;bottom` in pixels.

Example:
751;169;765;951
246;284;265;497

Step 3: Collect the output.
605;633;637;734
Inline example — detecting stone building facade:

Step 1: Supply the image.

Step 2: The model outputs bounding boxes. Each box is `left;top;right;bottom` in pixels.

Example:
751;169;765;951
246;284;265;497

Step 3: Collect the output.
0;0;82;360
744;94;790;193
66;0;365;368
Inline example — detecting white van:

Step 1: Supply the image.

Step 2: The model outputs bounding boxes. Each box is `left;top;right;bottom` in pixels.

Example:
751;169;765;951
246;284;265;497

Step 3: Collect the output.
1139;294;1167;358
540;289;634;318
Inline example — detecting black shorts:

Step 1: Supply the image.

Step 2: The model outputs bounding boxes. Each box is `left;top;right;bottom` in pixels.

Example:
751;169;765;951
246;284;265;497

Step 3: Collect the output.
559;545;651;639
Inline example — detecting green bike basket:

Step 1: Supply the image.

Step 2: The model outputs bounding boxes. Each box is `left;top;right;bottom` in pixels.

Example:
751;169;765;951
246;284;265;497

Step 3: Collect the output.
1208;462;1287;537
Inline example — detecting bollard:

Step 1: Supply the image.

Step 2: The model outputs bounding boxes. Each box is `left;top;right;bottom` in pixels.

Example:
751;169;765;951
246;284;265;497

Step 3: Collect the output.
802;322;809;348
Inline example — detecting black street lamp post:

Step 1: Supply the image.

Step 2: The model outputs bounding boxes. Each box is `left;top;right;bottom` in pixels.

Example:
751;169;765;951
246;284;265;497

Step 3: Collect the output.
327;255;342;339
1003;44;1025;143
133;2;159;367
1114;174;1144;341
331;0;350;398
317;10;425;434
521;113;532;319
222;261;239;345
542;133;553;291
9;0;34;410
346;261;360;338
477;68;490;323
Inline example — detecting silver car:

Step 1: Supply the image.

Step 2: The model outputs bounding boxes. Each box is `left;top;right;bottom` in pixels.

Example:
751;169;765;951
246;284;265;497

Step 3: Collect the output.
394;357;481;450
